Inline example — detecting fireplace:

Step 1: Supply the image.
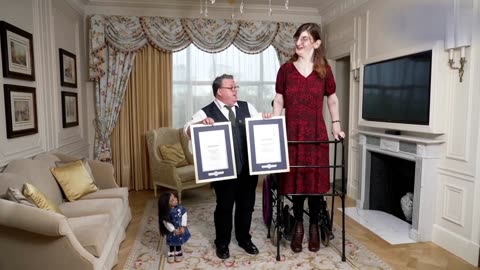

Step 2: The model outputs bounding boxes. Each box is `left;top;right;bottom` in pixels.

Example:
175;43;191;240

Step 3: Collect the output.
367;152;415;223
358;131;444;241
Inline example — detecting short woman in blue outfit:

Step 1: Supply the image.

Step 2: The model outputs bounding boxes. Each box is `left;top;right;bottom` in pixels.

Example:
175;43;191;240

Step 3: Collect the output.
158;192;191;263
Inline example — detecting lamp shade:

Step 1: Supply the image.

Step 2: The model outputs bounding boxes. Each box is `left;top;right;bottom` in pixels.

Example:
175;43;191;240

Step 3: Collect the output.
454;0;473;48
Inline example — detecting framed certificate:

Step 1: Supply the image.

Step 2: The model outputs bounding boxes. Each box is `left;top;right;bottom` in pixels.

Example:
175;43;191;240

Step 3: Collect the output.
190;122;237;183
246;116;290;175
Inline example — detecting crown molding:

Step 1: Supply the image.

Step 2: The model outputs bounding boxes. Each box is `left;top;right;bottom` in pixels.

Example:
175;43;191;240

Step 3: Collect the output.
64;0;87;15
320;0;369;25
81;0;320;17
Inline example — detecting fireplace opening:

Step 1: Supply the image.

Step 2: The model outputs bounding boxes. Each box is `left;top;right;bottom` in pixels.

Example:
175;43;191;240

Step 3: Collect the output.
368;152;415;224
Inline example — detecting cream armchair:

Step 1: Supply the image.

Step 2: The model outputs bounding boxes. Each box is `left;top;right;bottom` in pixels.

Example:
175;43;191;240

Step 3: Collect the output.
146;127;208;201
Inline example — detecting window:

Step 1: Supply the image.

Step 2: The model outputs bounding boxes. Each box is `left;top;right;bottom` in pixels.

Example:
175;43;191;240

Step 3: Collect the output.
172;45;280;128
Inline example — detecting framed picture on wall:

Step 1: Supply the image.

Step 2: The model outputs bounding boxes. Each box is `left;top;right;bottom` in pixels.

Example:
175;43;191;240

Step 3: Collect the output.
59;48;77;88
61;91;79;128
0;21;35;81
62;91;78;128
4;84;38;138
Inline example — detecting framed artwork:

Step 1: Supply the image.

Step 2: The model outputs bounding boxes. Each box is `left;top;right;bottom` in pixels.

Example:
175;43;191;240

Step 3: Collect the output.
190;122;237;183
245;116;290;175
0;21;35;81
59;48;77;88
3;84;38;138
61;91;79;128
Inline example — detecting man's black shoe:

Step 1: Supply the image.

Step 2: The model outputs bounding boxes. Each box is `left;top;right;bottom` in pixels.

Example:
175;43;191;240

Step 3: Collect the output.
216;245;230;259
238;241;259;255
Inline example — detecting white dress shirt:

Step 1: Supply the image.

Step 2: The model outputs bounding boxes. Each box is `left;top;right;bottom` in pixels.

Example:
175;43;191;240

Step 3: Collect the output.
183;98;260;136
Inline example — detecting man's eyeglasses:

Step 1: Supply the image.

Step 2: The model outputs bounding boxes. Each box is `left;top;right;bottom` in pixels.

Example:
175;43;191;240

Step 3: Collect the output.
220;86;240;91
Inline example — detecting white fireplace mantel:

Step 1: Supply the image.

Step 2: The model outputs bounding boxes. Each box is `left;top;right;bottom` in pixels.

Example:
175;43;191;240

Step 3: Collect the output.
358;131;445;242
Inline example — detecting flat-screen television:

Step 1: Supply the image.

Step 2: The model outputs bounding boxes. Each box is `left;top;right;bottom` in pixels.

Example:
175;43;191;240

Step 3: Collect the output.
362;50;432;125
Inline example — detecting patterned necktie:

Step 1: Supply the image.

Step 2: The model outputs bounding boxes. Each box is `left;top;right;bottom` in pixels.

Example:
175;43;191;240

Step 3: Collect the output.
225;105;236;127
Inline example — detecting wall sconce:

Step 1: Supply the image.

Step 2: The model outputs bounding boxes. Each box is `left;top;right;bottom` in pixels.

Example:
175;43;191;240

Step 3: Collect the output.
444;0;472;83
447;47;467;83
353;68;360;82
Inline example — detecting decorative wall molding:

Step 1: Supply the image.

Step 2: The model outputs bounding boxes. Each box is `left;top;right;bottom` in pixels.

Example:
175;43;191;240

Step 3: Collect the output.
36;0;58;151
443;184;466;227
64;0;87;16
327;26;354;45
81;0;321;20
321;0;369;25
445;57;471;162
438;166;475;182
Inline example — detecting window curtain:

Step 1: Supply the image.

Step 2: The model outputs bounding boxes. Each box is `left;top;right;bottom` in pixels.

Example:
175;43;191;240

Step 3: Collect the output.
111;45;172;189
89;15;300;160
92;46;136;160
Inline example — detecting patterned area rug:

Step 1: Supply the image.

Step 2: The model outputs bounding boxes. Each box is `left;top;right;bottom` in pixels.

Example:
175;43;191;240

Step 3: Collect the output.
122;194;392;270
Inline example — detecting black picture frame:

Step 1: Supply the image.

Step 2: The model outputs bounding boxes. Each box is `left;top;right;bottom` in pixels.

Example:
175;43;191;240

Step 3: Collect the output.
59;48;77;88
61;91;79;128
190;122;237;183
246;116;290;175
4;84;38;138
0;21;35;81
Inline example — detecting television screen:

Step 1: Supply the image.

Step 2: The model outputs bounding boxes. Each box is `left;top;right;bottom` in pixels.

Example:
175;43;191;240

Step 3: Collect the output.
362;50;432;125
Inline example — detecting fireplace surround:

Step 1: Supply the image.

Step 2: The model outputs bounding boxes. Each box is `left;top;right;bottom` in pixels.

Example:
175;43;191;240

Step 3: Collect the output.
358;131;444;241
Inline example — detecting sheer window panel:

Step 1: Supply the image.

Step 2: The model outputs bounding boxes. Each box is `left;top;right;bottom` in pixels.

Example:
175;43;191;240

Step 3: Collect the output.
172;84;189;129
173;45;280;128
173;48;187;81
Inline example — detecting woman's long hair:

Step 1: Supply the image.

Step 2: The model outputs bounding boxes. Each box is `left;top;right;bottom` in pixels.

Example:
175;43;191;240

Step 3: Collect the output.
289;23;328;78
158;192;174;236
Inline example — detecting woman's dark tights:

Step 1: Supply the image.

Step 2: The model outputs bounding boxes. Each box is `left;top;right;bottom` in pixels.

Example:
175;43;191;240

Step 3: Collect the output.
292;195;321;224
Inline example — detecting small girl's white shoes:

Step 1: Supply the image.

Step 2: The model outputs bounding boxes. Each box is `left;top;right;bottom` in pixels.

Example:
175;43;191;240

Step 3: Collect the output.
174;251;183;262
167;252;175;263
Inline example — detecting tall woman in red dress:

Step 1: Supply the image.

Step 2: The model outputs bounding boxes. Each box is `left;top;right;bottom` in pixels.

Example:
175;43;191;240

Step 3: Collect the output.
272;23;345;253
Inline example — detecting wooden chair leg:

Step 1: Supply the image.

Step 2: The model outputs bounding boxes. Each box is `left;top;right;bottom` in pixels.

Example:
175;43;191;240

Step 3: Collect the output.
178;191;182;203
154;184;157;197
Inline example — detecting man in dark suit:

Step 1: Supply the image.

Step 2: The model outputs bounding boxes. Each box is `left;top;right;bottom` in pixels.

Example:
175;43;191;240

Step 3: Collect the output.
185;74;270;259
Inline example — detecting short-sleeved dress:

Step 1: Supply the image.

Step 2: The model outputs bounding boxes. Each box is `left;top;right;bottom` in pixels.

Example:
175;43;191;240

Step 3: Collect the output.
275;62;336;195
165;205;191;246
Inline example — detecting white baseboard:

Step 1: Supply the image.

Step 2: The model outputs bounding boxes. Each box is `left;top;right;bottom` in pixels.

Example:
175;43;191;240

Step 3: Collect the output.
432;224;479;266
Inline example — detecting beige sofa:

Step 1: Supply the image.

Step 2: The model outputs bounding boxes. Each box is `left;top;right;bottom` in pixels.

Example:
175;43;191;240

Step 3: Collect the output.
0;153;131;270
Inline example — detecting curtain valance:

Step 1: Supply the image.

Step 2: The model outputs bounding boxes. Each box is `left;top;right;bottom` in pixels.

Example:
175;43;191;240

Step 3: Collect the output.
89;15;299;80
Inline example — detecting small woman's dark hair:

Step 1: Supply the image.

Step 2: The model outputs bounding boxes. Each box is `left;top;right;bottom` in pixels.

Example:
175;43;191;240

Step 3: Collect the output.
289;22;328;78
158;192;176;236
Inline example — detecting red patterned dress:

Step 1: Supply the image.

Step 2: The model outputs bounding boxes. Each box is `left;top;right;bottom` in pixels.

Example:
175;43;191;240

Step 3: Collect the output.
276;62;336;195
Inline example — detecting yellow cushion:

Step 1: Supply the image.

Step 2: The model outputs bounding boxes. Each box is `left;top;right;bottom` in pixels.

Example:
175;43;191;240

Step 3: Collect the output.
50;160;98;201
23;183;62;214
158;143;189;167
55;158;95;182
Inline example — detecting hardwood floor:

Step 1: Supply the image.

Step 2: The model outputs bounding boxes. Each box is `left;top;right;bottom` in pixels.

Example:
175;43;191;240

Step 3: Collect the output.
113;185;478;270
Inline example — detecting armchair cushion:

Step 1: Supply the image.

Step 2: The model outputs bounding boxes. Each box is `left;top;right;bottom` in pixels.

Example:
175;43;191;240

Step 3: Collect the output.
159;143;189;168
50;160;98;201
23;183;62;214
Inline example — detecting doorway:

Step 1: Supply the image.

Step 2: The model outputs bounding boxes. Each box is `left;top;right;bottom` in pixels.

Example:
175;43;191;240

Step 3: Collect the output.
332;56;351;191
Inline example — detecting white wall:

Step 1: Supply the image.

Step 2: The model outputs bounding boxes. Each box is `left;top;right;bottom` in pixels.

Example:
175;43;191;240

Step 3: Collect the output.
0;0;89;168
323;0;479;265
